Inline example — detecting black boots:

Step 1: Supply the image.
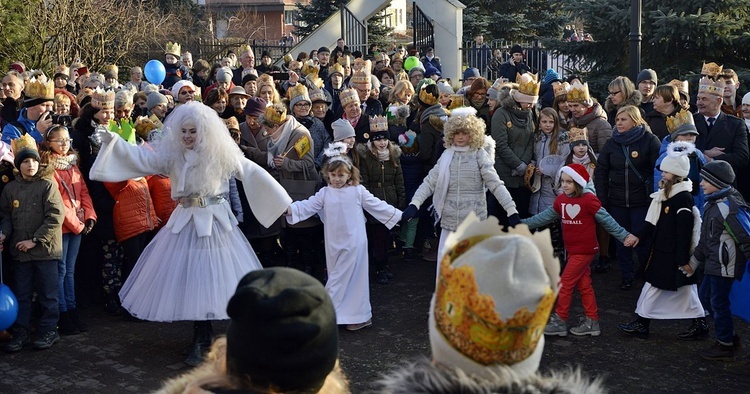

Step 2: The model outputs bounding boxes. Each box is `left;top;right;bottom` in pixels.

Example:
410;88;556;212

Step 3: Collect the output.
68;309;88;332
618;317;650;339
58;312;80;336
185;321;214;366
678;317;709;341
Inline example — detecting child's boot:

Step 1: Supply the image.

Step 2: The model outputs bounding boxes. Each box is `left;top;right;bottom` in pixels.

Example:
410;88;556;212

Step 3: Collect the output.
570;316;601;336
544;313;568;337
57;311;80;336
678;317;709;340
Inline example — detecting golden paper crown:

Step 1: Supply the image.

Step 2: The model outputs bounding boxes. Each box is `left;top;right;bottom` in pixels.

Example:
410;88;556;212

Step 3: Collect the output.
353;58;371;73
301;60;319;77
434;235;556;366
338;55;351;67
287;83;309;101
24;75;55;100
668;79;689;94
419;85;439;106
391;53;404;64
566;81;590;103
516;73;540;97
54;65;70;78
339;88;360;107
263;103;287;125
288;60;302;71
350;68;371;85
11;134;38;158
666;109;695;134
447;94;466;110
310;89;329;103
369;115;388;132
568;127;588;143
553;82;570;98
257;74;275;90
239;44;253;56
104;64;119;76
698;76;725;96
328;63;345;77
165;41;181;57
701;62;723;78
224;117;240;131
91;87;116;110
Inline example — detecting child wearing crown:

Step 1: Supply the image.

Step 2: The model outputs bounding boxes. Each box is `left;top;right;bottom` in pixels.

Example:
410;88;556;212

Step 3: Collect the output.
1;134;65;352
286;142;402;331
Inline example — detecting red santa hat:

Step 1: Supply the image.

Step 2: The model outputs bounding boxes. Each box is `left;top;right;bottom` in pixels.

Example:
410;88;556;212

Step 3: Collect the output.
559;163;590;188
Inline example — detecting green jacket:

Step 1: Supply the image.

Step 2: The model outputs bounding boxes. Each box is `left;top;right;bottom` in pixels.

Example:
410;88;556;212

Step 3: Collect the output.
0;165;64;262
490;91;535;188
358;144;406;211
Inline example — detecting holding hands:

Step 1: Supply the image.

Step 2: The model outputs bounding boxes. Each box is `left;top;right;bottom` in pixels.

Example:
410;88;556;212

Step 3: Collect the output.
400;205;418;224
623;234;639;248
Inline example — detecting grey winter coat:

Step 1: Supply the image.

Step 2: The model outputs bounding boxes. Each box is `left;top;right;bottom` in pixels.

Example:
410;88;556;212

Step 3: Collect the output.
529;131;570;215
491;90;534;188
570;102;611;154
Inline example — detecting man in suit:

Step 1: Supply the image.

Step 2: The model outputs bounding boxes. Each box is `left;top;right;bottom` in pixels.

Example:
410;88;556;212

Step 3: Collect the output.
233;48;257;87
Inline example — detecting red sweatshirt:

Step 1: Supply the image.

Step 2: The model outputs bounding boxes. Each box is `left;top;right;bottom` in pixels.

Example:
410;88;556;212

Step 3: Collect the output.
553;192;601;255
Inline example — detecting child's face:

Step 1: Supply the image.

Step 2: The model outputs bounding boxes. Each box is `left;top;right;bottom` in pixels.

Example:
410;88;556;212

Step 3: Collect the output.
539;114;555;133
373;139;389;151
341;136;355;150
701;179;719;194
452;130;470;147
560;172;577;195
439;92;451;106
48;128;71;156
181;121;198;150
661;171;675;182
20;157;39;179
327;169;351;188
573;143;588;158
674;134;697;144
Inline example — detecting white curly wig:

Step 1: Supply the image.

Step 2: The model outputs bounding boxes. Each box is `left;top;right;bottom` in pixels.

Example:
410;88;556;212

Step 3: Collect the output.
443;107;486;149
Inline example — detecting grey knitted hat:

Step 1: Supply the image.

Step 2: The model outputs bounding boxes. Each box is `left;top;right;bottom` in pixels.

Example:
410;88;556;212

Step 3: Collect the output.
146;92;168;111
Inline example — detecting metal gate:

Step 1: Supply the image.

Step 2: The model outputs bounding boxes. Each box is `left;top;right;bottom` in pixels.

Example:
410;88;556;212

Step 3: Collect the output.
340;4;368;55
412;2;434;56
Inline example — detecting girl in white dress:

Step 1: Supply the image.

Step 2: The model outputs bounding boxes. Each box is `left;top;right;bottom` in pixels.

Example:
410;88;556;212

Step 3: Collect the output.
286;142;402;331
89;102;291;365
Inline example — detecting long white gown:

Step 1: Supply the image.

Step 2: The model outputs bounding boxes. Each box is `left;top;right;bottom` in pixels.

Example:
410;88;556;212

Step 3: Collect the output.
288;185;401;324
90;132;291;322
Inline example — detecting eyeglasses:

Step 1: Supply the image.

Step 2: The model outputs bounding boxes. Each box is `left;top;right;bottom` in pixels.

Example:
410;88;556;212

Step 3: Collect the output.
49;138;73;145
294;102;311;108
608;90;621;96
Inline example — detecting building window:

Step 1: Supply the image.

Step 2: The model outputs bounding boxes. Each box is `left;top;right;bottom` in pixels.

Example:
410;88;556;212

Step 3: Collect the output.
284;10;295;25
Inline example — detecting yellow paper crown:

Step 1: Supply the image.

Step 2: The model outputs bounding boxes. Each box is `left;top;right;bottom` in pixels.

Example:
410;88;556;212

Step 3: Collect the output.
566;81;590;103
338;55;351;67
701;62;723;78
698;76;725;96
104;64;119;76
257;74;275;91
24;75;54;100
239;44;253;56
369;115;388;132
553;82;570;98
301;60;319;78
568;127;588;143
309;89;328;103
91;87;116;110
339;88;360;107
328;63;345;78
287;83;309;101
11;134;38;157
419;85;439;106
352;58;371;73
165;41;181;57
54;65;70;78
668;79;689;94
448;94;466;110
263;103;287;125
666;109;695;134
516;73;540;97
434;235;556;366
350;68;371;85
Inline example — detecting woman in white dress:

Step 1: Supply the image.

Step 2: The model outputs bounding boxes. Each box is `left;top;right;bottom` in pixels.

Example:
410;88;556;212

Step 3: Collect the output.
89;101;291;365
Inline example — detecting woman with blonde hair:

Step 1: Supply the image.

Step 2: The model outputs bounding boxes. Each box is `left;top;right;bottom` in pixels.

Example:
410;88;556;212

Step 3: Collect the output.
594;105;661;290
605;76;643;127
255;74;280;105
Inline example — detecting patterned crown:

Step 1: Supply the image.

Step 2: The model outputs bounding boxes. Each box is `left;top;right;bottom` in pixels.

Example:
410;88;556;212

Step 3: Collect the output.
239;44;253;56
338;55;351;67
287;83;309;102
516;73;540;97
309;89;329;104
568;127;589;143
391;53;404;64
566;81;590;103
24;75;54;100
263;103;287;125
328;63;345;78
54;65;70;78
91;87;116;110
698;76;725;96
11;134;38;157
165;41;181;57
369;115;388;132
339;88;360;107
668;79;689;94
448;94;466;110
553;82;570;98
419;85;439;107
352;58;371;73
666;109;695;134
301;60;319;78
350;68;371;85
104;64;119;76
257;74;275;90
701;62;723;78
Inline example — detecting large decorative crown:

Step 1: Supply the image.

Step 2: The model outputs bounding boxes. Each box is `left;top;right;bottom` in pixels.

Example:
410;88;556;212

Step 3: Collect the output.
666;109;695;134
257;74;275;91
54;65;70;78
568;127;588;143
287;83;309;101
352;58;371;73
566;81;590;103
350;68;371;86
328;63;345;77
337;55;351;67
91;87;116;110
553;82;570;98
301;60;319;78
165;41;181;57
11;134;38;157
516;73;540;97
418;85;439;107
309;89;329;104
369;115;388;132
668;79;689;94
263;103;287;125
448;94;466;110
239;44;253;56
24;75;54;100
104;64;119;76
339;88;360;107
701;62;723;78
698;76;725;97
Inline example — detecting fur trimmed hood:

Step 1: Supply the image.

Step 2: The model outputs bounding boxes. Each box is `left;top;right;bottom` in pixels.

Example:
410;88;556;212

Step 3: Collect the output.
373;358;607;394
605;90;643;113
499;83;521;110
356;141;403;160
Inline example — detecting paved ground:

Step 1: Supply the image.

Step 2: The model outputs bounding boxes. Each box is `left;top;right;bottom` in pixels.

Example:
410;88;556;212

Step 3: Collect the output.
1;252;749;393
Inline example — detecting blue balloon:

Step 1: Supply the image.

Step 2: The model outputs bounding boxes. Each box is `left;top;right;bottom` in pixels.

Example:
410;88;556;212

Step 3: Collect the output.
144;60;166;84
0;284;17;331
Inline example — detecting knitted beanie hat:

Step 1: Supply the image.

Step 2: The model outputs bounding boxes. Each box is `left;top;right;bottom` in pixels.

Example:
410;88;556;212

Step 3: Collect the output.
217;67;233;83
560;163;590;188
510;44;524;55
659;142;693;178
637;68;658;85
332;118;355;141
701;160;735;189
542;68;561;85
146;92;168;111
437;81;454;95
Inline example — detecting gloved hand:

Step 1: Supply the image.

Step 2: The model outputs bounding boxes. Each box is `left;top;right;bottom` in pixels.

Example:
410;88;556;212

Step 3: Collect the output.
89;125;113;148
400;204;418;224
508;213;521;227
83;219;96;235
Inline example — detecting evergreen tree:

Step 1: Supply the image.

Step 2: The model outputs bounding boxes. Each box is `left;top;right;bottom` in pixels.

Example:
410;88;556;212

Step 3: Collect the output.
463;0;567;43
295;0;342;39
367;10;393;49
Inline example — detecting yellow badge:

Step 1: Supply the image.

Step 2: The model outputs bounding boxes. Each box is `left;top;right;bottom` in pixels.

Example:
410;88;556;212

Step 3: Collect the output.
506;121;513;128
1;175;7;183
363;132;369;140
631;151;639;158
12;200;19;208
589;163;596;169
664;206;670;214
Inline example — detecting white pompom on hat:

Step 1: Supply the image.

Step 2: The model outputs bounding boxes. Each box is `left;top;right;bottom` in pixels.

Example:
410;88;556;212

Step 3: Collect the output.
659;141;694;178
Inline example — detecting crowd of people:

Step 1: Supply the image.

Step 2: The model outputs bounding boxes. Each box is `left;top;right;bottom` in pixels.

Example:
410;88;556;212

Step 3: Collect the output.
0;36;748;391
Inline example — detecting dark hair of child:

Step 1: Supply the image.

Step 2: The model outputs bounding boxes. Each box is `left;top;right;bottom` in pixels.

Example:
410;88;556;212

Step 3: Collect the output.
565;141;598;167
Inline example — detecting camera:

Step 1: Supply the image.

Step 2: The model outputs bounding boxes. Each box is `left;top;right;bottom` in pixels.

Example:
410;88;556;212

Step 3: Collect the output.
47;112;73;127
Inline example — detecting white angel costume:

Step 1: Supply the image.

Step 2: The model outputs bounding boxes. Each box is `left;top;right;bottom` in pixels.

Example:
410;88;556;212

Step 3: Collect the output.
288;185;401;324
90;107;291;322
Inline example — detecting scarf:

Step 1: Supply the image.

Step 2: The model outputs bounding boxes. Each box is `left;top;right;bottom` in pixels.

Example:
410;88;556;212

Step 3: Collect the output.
612;124;646;146
505;107;530;128
432;145;470;223
49;154;78;170
420;104;445;125
266;118;298;168
645;179;693;225
705;186;733;203
377;149;390;161
571;154;590;166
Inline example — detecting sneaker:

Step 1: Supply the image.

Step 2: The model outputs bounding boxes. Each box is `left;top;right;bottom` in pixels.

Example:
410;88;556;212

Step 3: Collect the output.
345;319;372;331
3;329;30;353
678;318;709;341
375;271;389;285
620;278;634;290
570;317;601;336
544;313;568;337
32;330;60;350
617;320;649;339
699;341;735;361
